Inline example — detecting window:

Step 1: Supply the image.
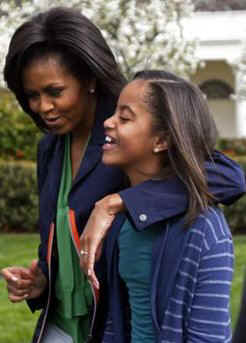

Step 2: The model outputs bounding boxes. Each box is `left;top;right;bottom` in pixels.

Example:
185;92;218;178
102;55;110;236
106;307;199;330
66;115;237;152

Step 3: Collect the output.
199;80;233;99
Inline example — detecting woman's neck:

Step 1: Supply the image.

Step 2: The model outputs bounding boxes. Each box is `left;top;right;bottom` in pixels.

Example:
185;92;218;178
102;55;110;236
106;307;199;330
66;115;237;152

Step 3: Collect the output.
71;95;97;145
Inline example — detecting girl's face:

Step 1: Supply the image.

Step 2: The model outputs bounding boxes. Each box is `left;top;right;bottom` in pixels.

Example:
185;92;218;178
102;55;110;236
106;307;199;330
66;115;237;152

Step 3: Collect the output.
22;55;96;136
103;79;166;185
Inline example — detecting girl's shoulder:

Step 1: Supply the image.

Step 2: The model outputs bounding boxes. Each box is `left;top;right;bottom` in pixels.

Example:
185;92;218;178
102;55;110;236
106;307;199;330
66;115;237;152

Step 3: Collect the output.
187;206;232;254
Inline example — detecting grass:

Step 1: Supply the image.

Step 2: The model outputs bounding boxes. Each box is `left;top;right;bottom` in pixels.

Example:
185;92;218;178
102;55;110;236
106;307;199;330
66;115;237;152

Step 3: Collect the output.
0;234;246;343
231;235;246;327
0;234;40;343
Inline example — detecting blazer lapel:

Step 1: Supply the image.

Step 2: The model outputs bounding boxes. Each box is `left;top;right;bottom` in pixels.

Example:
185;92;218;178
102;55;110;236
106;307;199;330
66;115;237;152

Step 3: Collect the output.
106;213;126;278
71;143;102;190
40;136;64;222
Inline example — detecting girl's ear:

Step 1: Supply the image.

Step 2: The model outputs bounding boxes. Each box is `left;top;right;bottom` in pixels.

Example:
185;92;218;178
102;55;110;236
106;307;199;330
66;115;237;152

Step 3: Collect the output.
153;136;168;153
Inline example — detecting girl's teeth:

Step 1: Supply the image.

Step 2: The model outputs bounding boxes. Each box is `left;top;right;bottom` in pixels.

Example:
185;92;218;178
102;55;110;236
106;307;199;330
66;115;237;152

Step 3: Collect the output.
105;136;112;143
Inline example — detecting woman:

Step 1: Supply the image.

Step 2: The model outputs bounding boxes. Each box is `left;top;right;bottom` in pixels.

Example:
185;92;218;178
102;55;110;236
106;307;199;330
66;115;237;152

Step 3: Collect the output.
1;6;139;343
84;70;237;342
0;7;244;343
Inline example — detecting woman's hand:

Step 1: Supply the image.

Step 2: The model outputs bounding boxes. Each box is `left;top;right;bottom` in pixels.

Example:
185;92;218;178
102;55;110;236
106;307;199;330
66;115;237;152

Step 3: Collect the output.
1;259;47;303
80;193;124;289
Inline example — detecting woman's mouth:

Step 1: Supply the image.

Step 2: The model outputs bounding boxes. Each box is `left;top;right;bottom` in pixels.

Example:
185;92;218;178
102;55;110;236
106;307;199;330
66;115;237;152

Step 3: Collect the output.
43;116;62;127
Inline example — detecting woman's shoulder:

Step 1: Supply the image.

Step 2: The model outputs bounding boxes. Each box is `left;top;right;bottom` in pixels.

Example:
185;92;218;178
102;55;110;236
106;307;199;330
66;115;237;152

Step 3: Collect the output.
37;134;63;173
38;133;60;153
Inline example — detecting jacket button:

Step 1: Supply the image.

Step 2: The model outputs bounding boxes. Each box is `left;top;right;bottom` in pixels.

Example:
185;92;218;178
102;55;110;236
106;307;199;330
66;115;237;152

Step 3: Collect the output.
139;214;147;222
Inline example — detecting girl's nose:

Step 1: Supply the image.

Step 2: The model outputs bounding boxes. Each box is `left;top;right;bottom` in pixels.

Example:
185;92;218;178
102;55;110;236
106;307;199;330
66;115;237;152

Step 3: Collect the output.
104;114;116;129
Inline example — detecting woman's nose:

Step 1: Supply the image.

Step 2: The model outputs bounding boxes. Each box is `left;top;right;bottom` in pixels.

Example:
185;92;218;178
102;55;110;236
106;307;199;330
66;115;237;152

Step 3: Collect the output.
39;95;54;114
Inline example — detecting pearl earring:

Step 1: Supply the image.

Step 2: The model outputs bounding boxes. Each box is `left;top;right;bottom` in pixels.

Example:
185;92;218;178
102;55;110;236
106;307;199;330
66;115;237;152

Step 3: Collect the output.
89;89;95;94
153;148;159;153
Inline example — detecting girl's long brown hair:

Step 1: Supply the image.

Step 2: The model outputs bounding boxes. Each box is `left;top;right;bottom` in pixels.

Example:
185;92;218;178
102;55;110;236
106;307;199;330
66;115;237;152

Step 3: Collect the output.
135;70;218;225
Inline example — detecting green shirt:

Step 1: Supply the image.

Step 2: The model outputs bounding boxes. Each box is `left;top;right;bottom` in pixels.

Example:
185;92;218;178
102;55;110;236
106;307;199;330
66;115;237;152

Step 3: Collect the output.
118;219;162;343
51;134;92;343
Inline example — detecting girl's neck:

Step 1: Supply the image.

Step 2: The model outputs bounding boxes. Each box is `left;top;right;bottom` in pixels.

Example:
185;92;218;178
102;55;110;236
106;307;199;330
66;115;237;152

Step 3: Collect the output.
127;165;173;186
126;167;162;187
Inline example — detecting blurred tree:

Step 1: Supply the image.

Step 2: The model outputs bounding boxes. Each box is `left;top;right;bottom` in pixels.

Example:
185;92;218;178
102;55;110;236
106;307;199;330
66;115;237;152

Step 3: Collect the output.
0;0;199;81
195;0;246;11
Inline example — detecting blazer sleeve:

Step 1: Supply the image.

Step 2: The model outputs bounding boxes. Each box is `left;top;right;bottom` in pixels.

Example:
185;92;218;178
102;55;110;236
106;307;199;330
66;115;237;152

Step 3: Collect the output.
119;150;246;230
26;139;50;312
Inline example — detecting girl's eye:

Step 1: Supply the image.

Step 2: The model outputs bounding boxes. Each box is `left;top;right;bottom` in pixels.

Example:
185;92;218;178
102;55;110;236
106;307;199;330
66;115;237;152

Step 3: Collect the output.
119;116;130;122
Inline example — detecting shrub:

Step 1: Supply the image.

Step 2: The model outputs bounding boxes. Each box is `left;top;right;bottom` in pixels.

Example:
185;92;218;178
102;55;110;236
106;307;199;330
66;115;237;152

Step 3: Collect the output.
0;152;245;233
0;160;38;232
223;196;246;234
0;89;41;161
217;138;246;156
222;155;246;234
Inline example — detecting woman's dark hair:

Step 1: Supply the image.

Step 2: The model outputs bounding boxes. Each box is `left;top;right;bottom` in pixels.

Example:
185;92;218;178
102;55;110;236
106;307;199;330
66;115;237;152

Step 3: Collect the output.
134;70;218;225
4;6;126;130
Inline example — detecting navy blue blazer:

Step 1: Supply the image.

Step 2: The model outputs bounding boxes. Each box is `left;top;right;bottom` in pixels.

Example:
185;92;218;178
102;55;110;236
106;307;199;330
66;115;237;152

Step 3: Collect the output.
28;92;246;343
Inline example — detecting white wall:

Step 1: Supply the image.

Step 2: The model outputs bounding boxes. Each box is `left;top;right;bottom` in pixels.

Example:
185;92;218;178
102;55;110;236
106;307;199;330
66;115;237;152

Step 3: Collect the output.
208;99;236;138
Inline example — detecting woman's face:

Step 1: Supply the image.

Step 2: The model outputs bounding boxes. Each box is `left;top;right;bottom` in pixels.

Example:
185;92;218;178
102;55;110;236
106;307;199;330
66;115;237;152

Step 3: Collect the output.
103;79;166;183
22;55;96;136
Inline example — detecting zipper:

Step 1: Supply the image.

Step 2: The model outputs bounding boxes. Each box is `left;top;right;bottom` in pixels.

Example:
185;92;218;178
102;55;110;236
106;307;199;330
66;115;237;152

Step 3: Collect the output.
68;209;99;342
151;223;169;334
36;222;55;343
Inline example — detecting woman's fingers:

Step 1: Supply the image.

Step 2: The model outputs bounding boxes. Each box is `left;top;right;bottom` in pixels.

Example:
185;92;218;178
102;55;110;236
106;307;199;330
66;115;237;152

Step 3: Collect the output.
1;263;47;301
80;239;99;289
8;293;29;303
1;267;31;285
1;267;34;302
1;267;19;283
80;194;125;288
80;231;103;283
7;284;30;297
80;202;115;269
88;267;99;290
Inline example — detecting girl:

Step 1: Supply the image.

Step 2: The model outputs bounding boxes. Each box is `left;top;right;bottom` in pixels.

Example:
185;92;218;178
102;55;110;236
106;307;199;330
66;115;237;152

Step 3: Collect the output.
84;71;235;343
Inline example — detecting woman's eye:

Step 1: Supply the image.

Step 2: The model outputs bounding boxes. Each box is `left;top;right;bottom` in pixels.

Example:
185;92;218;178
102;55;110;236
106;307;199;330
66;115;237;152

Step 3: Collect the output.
48;88;63;97
26;92;39;100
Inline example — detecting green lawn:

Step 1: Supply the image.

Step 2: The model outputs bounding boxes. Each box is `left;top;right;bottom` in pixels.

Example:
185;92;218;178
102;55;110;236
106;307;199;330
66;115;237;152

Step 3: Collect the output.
231;235;246;327
0;234;40;343
0;234;246;343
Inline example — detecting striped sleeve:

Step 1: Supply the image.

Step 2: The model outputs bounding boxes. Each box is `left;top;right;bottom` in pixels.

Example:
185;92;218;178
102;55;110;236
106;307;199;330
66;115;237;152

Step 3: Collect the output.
186;222;234;342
